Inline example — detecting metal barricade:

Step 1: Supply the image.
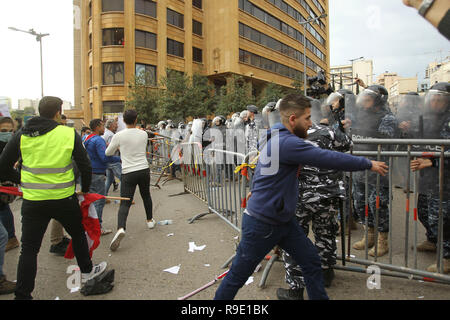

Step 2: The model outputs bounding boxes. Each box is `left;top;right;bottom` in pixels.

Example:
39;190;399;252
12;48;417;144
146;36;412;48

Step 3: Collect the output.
337;138;450;284
148;134;182;188
177;142;208;203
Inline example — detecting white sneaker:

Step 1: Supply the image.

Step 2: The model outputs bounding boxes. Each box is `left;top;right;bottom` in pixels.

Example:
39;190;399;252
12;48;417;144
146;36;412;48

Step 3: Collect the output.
110;228;125;251
147;219;156;229
81;261;107;283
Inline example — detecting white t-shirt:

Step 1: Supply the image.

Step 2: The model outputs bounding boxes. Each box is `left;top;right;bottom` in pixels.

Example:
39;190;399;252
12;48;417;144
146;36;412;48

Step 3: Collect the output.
105;128;149;174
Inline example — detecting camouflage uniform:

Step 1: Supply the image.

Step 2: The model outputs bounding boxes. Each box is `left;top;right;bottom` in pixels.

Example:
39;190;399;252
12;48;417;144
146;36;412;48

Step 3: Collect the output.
351;107;398;232
282;122;351;289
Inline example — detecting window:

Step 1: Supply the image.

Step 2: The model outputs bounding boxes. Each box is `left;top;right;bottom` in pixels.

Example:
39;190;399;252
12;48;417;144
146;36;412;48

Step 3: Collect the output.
193;20;202;36
102;0;123;12
88;2;92;18
135;0;156;17
136;63;157;85
89;34;92;50
135;30;156;49
102;62;124;85
167;8;184;29
103;101;124;114
167;38;184;57
102;28;124;46
239;49;303;80
193;0;202;9
193;47;202;63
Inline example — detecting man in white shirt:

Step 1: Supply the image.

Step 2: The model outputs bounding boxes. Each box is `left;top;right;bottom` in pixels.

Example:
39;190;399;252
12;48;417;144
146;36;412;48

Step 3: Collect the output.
102;119;121;196
105;110;155;251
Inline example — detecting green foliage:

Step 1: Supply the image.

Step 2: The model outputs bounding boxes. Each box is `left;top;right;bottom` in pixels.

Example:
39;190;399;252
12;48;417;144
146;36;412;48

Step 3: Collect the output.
257;82;284;109
126;69;216;124
214;75;255;116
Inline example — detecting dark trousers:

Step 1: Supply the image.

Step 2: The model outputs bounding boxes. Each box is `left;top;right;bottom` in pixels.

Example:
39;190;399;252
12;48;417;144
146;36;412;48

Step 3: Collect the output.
118;168;153;230
15;194;93;300
0;203;15;239
214;213;328;300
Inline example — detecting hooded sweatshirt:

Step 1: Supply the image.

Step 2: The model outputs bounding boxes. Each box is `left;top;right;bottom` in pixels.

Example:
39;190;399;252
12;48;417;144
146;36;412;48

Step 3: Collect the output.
246;123;372;225
0;116;92;193
83;133;121;175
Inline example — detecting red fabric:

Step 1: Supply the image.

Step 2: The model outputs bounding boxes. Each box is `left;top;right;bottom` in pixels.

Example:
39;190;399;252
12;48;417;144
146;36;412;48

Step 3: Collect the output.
0;186;23;196
64;193;104;259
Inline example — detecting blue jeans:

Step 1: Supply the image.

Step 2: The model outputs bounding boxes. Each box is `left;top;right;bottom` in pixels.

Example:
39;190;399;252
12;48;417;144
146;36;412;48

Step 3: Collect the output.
105;162;122;195
214;213;328;300
0;203;15;239
89;174;106;226
0;219;7;277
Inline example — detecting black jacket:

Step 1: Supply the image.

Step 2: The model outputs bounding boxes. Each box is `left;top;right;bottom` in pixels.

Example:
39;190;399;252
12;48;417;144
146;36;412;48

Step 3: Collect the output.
0;117;92;193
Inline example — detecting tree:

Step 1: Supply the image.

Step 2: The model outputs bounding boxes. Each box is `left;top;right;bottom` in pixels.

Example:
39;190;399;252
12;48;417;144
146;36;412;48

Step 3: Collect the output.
125;71;159;125
289;74;305;95
215;75;255;116
157;70;215;121
257;82;284;109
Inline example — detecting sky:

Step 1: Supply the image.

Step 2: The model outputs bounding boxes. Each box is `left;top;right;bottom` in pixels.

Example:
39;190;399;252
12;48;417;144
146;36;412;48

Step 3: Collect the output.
0;0;449;109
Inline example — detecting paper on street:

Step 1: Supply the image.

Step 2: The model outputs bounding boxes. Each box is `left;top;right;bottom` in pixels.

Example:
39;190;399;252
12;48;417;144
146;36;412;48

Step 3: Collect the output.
163;265;181;274
245;276;254;286
188;242;206;252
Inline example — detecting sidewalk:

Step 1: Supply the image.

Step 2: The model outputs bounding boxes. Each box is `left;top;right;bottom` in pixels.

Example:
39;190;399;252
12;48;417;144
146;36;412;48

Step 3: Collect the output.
1;178;449;300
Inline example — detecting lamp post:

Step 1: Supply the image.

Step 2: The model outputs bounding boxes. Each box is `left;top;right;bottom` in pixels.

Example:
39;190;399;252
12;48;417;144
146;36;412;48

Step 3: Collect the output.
9;27;50;98
299;13;327;96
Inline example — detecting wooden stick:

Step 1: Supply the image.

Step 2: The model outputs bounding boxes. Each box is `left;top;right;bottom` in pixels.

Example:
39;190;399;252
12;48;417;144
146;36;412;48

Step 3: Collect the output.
76;192;131;201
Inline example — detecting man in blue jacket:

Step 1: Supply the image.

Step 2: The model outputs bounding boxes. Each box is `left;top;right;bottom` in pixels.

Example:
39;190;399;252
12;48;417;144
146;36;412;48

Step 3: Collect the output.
214;94;388;300
83;119;121;235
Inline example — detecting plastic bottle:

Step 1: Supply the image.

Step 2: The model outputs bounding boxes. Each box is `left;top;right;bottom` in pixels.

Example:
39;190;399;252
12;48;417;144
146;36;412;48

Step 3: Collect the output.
158;220;173;225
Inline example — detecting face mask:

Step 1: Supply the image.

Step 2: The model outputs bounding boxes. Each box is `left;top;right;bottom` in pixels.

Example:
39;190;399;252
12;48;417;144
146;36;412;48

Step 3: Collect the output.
0;132;13;143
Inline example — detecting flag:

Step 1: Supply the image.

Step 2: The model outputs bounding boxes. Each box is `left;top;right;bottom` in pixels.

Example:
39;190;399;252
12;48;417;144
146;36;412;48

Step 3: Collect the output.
64;193;104;259
0;186;22;196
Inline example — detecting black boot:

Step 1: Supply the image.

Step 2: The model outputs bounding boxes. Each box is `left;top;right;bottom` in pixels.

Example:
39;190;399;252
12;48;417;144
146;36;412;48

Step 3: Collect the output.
49;237;70;256
322;268;335;288
276;288;304;300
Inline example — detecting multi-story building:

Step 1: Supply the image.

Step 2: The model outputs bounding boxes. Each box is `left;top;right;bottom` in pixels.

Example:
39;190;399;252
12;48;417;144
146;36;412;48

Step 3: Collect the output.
376;72;399;92
330;59;373;94
387;77;418;108
425;57;450;86
75;0;330;121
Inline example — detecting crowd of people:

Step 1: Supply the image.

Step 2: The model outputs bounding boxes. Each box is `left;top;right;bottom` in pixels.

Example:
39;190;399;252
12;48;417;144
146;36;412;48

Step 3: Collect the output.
0;78;448;300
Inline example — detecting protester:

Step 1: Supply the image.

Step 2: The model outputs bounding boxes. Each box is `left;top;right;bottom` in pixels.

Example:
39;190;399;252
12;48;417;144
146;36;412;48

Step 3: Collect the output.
0;116;17;295
213;94;388;300
0;117;19;252
103;119;121;197
0;96;107;300
278;97;353;300
402;0;450;40
83;119;121;235
106;109;154;252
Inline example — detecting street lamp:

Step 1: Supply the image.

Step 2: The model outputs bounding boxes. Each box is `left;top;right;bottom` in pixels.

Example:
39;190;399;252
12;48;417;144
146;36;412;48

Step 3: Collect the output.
9;27;50;98
299;13;327;96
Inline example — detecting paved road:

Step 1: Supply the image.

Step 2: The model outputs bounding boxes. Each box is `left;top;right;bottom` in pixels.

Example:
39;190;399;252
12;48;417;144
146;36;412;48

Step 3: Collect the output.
1;178;449;300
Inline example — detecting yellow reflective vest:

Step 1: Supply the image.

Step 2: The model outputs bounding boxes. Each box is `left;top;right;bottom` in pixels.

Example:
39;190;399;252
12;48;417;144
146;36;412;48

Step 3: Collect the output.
20;125;76;201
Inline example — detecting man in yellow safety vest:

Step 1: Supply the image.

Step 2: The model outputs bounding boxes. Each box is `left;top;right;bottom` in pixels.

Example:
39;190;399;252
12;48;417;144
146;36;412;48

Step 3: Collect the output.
0;96;107;300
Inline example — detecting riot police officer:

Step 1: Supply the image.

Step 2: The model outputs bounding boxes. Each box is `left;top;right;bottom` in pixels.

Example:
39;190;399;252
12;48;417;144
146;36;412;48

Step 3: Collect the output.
351;85;398;257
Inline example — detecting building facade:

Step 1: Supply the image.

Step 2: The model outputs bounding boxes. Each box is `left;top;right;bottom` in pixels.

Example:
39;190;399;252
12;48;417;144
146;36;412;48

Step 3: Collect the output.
75;0;330;121
426;57;450;86
387;77;418;107
330;59;373;94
